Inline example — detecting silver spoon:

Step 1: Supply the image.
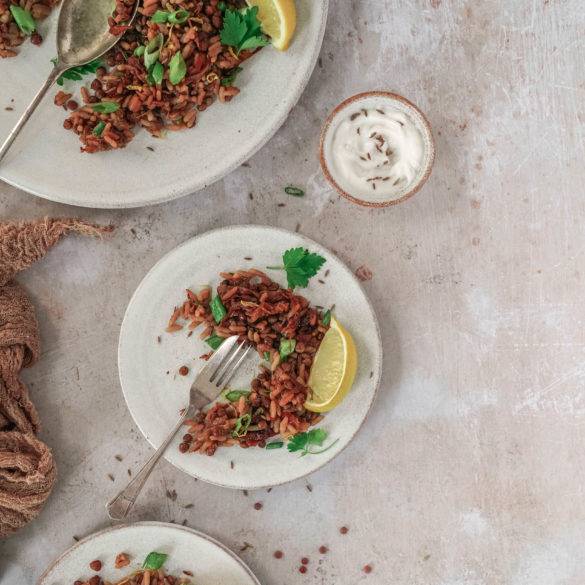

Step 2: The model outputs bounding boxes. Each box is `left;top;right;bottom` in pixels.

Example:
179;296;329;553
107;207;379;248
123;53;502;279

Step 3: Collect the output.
0;0;138;164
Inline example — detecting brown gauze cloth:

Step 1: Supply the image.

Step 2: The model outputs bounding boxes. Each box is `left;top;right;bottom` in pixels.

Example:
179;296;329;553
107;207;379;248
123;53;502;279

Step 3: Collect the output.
0;218;113;537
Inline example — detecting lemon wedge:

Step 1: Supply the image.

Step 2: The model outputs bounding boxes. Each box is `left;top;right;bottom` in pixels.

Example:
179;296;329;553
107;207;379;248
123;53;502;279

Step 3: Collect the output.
304;316;358;413
246;0;297;51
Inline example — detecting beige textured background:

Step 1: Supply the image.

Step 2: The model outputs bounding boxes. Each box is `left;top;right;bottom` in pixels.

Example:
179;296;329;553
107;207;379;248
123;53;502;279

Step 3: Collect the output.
2;0;585;583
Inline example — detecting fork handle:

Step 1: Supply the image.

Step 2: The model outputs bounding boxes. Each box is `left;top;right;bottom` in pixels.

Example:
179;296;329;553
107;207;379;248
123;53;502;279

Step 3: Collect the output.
106;410;190;520
0;65;64;165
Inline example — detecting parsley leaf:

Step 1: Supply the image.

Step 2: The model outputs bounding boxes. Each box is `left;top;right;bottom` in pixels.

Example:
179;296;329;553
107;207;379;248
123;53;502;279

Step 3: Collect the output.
287;428;338;457
210;296;227;323
322;309;331;326
143;552;167;570
52;58;102;86
220;7;269;54
279;338;296;361
268;247;326;289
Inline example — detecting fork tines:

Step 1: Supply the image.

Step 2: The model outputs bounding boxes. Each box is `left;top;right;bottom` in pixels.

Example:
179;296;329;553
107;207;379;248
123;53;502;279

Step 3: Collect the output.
205;336;253;389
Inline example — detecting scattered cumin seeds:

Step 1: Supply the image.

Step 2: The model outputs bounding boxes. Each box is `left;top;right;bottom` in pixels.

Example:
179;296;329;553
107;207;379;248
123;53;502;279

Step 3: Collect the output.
157;336;161;343
240;542;253;552
127;468;132;476
115;454;123;461
230;460;235;469
183;570;194;576
107;473;114;482
5;106;14;111
306;483;313;492
243;490;249;497
146;146;155;152
244;256;253;261
184;503;194;509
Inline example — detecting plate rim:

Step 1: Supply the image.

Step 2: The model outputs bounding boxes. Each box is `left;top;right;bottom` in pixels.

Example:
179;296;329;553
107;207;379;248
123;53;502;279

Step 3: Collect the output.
37;521;262;585
0;1;329;209
118;224;383;489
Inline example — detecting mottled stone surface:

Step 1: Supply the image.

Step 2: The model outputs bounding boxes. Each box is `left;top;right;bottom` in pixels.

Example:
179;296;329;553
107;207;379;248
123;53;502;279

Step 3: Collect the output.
2;0;585;583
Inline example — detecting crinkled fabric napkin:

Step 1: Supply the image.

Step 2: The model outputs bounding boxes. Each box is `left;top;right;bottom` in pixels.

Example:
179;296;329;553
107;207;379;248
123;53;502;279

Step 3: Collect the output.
0;218;112;538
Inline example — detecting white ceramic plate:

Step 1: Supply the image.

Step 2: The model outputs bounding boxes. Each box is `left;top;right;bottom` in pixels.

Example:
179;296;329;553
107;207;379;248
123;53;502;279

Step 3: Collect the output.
0;2;328;208
118;225;382;489
38;521;260;585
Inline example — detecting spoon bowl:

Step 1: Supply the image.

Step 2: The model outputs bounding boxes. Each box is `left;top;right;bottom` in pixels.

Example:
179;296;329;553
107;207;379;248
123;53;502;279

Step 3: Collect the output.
57;0;123;66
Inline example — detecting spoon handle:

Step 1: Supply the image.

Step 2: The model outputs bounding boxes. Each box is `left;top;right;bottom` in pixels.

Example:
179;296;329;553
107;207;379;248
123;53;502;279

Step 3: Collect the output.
0;66;63;165
106;411;189;521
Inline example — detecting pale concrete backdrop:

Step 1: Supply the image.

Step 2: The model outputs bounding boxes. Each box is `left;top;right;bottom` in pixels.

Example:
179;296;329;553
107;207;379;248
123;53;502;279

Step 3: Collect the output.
2;0;585;583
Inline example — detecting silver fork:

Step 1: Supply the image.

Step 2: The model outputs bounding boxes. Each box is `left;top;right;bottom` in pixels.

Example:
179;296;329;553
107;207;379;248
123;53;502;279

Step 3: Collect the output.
106;335;252;520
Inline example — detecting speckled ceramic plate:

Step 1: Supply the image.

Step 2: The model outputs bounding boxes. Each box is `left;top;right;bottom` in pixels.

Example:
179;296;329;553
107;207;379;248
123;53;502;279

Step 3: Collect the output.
118;225;382;489
0;1;328;209
37;521;260;585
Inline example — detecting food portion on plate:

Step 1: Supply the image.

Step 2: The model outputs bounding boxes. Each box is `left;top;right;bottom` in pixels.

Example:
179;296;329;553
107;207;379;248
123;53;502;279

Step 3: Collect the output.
29;0;296;153
73;550;193;585
54;1;264;152
165;247;357;457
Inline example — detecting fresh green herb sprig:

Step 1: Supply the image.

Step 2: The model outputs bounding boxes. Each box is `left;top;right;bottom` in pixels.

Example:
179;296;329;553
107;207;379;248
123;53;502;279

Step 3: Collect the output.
220;6;270;54
322;309;332;326
279;338;296;361
151;9;190;24
221;66;243;87
51;58;102;86
263;351;271;362
143;552;168;570
267;247;326;289
10;5;35;35
232;413;252;438
287;428;339;457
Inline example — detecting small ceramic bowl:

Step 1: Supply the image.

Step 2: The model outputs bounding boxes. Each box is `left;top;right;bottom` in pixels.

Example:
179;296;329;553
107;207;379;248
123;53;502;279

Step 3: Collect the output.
319;91;435;207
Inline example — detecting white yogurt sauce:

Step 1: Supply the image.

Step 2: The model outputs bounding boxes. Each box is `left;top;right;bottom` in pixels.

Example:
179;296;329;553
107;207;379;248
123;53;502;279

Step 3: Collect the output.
328;106;424;198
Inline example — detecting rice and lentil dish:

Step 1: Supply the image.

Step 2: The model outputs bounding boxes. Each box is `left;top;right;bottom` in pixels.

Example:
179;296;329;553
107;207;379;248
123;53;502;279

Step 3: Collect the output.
4;0;266;152
74;551;193;585
167;268;330;456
